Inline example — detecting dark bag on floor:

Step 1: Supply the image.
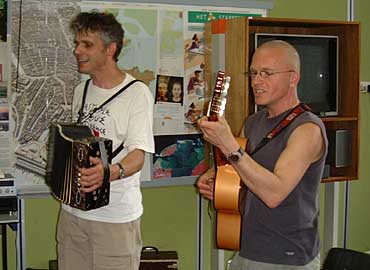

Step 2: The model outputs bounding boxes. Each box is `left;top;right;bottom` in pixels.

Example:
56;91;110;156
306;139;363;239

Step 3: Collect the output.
323;247;370;270
140;246;178;270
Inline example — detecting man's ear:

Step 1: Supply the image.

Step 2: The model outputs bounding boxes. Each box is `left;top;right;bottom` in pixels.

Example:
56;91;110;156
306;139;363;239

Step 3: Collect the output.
290;71;300;86
106;42;117;59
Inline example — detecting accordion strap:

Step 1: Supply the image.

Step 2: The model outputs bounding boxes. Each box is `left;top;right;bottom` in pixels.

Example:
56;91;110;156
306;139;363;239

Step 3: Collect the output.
77;79;142;123
98;140;111;185
77;78;143;159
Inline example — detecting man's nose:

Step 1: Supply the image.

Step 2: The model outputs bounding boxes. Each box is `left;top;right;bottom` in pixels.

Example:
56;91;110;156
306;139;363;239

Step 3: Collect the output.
73;45;82;55
251;73;264;85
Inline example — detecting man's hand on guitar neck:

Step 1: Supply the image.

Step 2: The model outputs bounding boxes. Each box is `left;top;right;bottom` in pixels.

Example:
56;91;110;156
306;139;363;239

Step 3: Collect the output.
196;168;216;200
198;115;240;157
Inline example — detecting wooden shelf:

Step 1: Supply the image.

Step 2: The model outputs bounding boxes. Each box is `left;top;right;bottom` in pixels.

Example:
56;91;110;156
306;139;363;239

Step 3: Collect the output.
322;117;358;122
205;17;360;182
321;176;358;183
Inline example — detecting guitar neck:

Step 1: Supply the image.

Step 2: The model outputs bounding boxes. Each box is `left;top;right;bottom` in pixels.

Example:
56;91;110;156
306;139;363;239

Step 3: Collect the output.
207;71;231;168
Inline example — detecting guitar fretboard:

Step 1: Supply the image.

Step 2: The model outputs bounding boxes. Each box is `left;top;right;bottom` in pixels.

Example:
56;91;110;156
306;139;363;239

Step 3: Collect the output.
207;71;231;166
208;71;230;121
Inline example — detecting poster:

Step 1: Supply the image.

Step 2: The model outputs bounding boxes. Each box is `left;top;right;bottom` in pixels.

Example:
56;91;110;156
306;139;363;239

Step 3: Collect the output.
153;134;206;179
155;10;263;136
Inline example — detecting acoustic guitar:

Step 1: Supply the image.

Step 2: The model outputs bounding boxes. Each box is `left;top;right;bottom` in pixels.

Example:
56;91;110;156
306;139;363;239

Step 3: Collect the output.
207;71;246;250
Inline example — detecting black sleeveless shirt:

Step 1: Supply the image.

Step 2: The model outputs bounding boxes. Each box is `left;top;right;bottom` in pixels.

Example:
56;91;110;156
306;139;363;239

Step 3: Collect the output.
240;108;328;265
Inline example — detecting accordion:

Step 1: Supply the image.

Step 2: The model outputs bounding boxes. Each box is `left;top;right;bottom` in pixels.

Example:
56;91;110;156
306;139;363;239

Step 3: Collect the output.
46;123;112;210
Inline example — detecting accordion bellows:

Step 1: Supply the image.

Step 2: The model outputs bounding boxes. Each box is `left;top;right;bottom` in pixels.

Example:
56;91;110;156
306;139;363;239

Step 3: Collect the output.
46;123;112;210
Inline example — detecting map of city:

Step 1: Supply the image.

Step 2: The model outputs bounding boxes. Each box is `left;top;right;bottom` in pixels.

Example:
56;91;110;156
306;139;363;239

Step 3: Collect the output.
10;0;80;187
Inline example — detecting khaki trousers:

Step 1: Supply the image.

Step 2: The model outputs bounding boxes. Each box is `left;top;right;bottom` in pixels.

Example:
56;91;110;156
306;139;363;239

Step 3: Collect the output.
57;209;142;270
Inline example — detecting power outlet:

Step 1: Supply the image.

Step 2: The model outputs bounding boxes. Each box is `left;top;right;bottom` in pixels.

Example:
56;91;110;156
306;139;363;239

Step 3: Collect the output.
360;81;370;92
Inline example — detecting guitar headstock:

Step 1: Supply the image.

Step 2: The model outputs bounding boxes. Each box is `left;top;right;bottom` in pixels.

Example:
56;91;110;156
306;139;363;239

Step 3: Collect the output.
207;71;231;121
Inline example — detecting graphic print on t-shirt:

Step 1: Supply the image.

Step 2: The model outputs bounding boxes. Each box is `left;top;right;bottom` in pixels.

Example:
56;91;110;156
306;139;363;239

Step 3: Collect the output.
80;103;111;137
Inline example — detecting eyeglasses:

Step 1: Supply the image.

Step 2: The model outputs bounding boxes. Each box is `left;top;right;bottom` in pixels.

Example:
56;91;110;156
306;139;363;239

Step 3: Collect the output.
247;69;295;79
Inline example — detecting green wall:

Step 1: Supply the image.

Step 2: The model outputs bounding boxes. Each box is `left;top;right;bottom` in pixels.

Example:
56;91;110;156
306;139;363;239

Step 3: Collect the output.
2;0;370;269
355;0;370;245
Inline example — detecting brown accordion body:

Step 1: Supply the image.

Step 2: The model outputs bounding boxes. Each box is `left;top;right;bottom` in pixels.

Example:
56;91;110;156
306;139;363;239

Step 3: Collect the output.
46;123;112;210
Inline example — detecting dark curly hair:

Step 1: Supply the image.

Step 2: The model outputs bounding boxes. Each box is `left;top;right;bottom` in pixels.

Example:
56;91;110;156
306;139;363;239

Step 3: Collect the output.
70;11;124;61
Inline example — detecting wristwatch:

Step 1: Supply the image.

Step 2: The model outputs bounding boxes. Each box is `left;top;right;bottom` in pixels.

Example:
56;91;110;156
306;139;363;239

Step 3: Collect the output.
227;147;245;163
116;163;125;179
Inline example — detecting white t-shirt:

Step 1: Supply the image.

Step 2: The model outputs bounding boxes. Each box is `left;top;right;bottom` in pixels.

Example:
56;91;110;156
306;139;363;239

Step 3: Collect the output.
62;73;154;223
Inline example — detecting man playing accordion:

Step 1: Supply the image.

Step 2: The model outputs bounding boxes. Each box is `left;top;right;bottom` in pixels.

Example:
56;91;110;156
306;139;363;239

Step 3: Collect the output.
55;11;154;270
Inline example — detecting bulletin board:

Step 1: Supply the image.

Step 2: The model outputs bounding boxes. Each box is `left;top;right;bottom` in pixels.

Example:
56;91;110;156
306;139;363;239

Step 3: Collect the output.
7;0;271;195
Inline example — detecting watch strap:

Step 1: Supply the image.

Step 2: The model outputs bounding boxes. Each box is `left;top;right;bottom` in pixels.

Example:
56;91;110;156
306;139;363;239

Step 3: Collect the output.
116;162;125;179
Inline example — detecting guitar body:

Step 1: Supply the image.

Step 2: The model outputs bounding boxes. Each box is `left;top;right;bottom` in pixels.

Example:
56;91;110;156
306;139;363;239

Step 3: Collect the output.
214;137;246;250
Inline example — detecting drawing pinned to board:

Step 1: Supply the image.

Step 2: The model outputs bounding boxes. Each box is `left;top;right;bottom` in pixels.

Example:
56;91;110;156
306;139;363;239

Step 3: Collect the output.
153;134;206;179
184;66;205;126
185;33;204;55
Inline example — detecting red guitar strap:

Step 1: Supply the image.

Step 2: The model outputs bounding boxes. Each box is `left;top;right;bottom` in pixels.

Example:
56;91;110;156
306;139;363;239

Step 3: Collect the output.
250;103;311;156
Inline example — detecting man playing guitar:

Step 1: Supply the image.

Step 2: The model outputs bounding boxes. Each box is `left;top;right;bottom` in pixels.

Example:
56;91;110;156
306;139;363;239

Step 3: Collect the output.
197;40;327;270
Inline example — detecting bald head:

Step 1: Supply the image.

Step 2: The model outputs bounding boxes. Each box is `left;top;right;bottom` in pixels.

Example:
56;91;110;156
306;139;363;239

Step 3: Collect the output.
256;40;300;72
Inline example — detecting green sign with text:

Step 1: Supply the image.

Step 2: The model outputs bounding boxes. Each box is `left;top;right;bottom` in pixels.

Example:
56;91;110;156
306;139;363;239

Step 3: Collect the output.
188;11;261;23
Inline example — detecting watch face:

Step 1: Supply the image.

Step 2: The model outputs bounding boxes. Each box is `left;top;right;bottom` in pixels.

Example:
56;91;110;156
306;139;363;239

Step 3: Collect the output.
228;153;241;162
227;147;244;162
119;168;125;178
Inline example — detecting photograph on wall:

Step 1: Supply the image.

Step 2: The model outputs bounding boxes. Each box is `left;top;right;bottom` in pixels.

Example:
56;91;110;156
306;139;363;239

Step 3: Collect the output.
153;134;206;179
167;76;184;105
154;75;186;135
155;74;170;103
155;74;184;105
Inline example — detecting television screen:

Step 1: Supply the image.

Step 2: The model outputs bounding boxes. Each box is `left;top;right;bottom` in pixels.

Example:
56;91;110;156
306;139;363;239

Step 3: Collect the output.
254;33;338;116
